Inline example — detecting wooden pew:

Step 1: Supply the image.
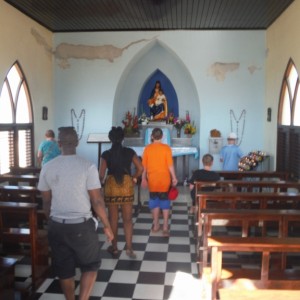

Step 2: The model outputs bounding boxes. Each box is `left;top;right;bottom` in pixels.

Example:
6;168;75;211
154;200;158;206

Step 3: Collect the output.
10;166;41;175
196;192;300;243
0;174;39;187
197;191;300;213
216;171;289;181
0;185;40;204
0;201;49;295
198;209;300;274
195;180;300;193
207;236;300;300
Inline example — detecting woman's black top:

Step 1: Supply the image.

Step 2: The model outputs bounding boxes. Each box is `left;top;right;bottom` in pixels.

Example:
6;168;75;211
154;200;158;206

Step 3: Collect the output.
101;147;135;176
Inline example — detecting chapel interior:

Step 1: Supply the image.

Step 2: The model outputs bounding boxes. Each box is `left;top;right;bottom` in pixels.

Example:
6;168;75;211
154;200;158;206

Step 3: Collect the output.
1;0;300;299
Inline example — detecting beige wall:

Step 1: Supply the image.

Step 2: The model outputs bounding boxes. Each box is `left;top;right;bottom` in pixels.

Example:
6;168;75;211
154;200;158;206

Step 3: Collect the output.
266;0;300;168
0;1;53;159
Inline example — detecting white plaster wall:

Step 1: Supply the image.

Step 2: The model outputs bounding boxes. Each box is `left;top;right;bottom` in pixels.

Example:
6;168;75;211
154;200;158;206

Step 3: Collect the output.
53;30;265;169
0;1;53;161
266;0;300;170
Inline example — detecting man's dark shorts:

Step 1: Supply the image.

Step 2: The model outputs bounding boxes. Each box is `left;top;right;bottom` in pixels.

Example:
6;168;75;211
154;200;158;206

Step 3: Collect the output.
48;218;101;279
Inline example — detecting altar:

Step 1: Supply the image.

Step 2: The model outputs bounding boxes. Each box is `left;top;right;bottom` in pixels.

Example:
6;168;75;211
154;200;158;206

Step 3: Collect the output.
87;128;199;183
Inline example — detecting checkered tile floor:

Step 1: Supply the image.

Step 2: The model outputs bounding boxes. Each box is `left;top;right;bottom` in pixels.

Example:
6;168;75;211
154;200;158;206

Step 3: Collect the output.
20;186;203;300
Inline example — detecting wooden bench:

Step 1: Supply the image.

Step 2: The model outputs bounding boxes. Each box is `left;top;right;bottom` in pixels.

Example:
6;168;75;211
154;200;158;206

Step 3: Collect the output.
10;166;41;175
0;174;39;187
207;236;300;300
216;171;289;181
195;180;300;193
0;201;49;294
197;191;300;213
198;209;300;275
0;185;40;205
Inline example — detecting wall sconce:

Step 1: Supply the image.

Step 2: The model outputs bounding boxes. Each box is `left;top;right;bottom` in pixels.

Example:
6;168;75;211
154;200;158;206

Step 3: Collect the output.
42;106;48;120
267;107;271;122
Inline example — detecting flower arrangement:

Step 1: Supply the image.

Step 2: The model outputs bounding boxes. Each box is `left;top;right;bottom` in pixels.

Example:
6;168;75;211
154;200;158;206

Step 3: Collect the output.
166;112;175;124
173;118;187;137
184;122;196;135
173;118;186;130
238;151;266;171
122;111;139;137
138;113;149;125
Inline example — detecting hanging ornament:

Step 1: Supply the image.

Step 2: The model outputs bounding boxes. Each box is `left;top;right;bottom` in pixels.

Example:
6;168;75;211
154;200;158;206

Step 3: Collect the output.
71;109;86;141
230;109;246;146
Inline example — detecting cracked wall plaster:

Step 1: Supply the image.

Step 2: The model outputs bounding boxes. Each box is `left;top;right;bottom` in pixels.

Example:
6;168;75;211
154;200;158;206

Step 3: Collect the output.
208;62;240;81
248;65;262;74
31;28;154;69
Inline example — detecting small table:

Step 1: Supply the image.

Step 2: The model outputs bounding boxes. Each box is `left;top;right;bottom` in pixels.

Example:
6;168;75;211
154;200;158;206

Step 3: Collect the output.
87;133;111;169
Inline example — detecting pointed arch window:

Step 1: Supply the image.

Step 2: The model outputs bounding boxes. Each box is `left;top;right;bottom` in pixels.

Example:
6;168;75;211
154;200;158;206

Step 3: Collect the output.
277;59;300;179
0;62;34;174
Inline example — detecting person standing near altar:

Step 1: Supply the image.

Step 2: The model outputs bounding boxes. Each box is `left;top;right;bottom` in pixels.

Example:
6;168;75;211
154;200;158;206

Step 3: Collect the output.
141;128;178;237
220;132;243;171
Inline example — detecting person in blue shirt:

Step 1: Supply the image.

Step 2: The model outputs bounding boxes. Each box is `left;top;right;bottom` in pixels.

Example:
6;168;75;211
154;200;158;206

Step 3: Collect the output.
220;132;243;171
37;129;61;167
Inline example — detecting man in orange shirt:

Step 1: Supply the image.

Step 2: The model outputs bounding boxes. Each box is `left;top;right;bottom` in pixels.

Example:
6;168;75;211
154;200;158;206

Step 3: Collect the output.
141;128;178;236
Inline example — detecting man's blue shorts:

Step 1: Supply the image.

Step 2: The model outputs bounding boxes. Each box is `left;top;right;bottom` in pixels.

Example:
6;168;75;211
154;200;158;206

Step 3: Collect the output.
149;196;171;210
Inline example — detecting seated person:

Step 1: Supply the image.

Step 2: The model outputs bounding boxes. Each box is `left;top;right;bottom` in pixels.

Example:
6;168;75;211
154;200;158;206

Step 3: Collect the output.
188;153;220;213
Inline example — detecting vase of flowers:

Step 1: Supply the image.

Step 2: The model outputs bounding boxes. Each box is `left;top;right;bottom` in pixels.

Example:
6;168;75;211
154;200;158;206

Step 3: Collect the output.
184;121;196;137
138;113;149;125
173;118;186;138
122;111;139;137
238;151;266;171
167;112;175;124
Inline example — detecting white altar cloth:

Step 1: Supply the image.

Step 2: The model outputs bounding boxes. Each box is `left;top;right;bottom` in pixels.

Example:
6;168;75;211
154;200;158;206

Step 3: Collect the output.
130;146;199;159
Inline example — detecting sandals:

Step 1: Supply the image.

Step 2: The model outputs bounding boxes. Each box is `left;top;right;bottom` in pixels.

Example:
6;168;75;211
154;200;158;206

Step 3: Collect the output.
107;245;136;259
151;224;161;233
162;229;170;237
126;249;137;259
107;245;119;258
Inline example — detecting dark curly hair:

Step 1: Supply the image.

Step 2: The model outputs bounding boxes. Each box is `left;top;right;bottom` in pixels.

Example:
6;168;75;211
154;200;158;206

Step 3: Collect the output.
108;126;124;144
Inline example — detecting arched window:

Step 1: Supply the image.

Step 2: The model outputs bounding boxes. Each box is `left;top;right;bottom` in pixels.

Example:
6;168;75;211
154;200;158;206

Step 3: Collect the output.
277;59;300;179
0;62;34;174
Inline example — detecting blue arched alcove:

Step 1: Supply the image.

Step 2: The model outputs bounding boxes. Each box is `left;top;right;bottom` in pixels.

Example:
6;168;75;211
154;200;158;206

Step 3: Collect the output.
138;69;179;118
113;39;201;170
112;39;200;131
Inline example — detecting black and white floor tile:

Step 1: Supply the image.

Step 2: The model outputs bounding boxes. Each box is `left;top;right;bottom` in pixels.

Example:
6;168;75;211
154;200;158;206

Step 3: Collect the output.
25;186;203;300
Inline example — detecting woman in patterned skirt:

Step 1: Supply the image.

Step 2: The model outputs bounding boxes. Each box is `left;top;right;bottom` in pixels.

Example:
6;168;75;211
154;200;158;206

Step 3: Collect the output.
100;126;143;258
